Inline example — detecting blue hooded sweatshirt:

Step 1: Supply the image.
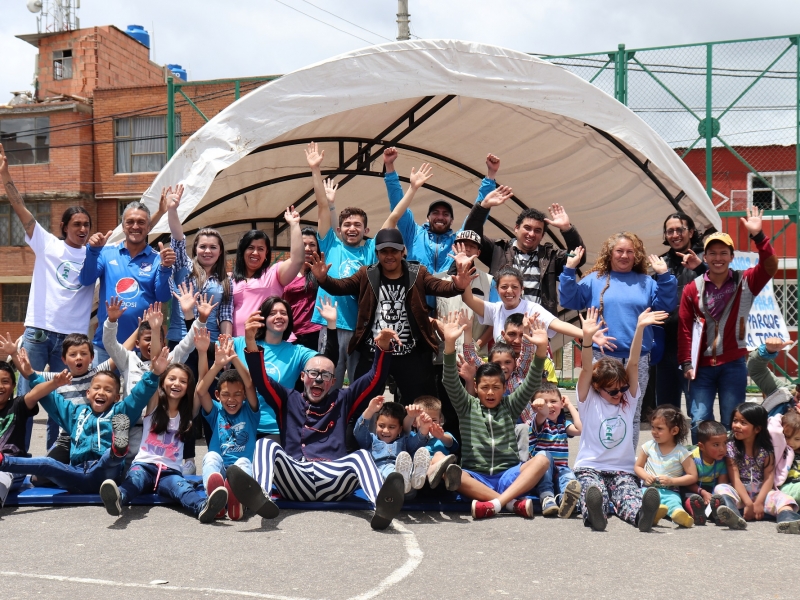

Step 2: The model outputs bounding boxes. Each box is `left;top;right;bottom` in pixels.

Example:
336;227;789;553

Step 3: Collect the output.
29;370;160;465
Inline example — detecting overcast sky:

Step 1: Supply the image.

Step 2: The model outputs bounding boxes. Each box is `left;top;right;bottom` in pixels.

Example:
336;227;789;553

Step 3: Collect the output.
2;0;800;100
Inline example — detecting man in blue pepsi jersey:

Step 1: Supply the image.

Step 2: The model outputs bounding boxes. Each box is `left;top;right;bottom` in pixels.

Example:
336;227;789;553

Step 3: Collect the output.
79;201;175;365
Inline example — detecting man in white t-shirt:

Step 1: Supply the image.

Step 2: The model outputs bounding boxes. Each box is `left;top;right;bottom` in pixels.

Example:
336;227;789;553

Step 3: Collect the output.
1;144;94;451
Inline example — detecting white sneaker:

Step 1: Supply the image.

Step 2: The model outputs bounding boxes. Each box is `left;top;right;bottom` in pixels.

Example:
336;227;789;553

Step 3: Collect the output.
395;452;413;494
181;458;196;476
411;447;431;490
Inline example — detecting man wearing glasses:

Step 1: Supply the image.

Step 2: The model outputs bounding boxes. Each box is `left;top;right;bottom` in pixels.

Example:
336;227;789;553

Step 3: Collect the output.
229;328;408;530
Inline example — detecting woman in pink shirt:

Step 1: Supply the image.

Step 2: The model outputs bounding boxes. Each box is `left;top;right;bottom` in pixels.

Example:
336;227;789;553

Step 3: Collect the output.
230;206;304;337
282;226;323;352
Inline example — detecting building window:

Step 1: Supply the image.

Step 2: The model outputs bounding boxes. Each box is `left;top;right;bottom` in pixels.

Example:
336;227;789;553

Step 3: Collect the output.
114;115;181;173
53;49;73;80
1;284;30;322
0;117;50;165
773;279;798;331
749;171;797;211
0;202;51;246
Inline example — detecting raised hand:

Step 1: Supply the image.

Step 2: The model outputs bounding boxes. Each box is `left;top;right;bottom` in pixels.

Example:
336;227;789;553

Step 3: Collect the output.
428;421;447;440
0;332;18;358
284;204;301;226
368;394;386;413
544;203;571;232
409;163;433;190
158;242;176;269
566;246;584;270
215;336;238;366
15;347;32;377
648;254;668;275
374;328;402;352
105;296;128;323
383;147;398;169
741;205;763;236
676;248;702;270
150;346;171;376
88;230;113;248
417;411;433;435
480;185;513;209
165;184;184;212
764;336;793;353
405;404;423;420
457;353;477;381
579;307;603;340
52;369;73;387
449;252;477;290
486;153;500;179
305;141;324;169
315;296;338;325
440;311;468;345
244;311;264;343
194;326;211;354
323;179;337;208
305;251;331;282
637;307;669;328
172;281;199;316
531;397;546;413
526;317;549;348
457;308;472;329
146;302;164;332
522;310;541;335
592;325;618;354
197;293;219;323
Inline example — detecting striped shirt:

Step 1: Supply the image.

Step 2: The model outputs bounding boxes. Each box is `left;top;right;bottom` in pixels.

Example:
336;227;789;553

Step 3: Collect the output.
643;439;691;491
511;241;541;303
443;351;545;475
691;446;728;491
39;360;113;406
528;412;573;466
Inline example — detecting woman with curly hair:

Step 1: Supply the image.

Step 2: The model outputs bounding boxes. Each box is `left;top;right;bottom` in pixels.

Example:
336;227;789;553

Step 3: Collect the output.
558;232;678;449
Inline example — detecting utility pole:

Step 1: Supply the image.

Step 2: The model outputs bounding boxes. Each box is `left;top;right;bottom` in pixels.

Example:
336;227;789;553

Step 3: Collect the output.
397;0;410;41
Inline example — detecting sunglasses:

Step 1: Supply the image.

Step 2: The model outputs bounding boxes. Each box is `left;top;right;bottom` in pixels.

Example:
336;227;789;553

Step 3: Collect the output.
603;385;630;397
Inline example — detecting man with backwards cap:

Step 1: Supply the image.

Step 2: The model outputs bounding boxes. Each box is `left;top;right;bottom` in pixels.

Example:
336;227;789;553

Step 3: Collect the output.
308;227;474;403
678;206;777;441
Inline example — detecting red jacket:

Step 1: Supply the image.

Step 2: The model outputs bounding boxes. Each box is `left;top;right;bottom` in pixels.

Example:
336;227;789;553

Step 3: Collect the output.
678;233;777;369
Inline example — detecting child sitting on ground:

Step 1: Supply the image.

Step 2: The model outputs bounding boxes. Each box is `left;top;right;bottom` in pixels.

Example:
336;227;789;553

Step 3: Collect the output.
715;402;800;534
354;396;431;495
574;307;667;533
409;395;462;491
0;345;168;494
682;420;729;525
527;382;582;518
768;408;800;505
99;358;228;523
634;405;698;529
0;348;68;507
196;332;260;521
440;310;551;520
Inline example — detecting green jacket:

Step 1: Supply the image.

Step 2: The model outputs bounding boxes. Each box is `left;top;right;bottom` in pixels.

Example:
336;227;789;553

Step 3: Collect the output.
747;345;795;413
443;352;545;474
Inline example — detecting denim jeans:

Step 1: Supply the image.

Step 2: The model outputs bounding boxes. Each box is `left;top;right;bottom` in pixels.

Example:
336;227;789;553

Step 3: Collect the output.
201;451;253;490
534;451;577;497
20;326;66;451
0;449;125;494
120;462;207;517
92;346;112;369
319;328;359;390
689;357;747;442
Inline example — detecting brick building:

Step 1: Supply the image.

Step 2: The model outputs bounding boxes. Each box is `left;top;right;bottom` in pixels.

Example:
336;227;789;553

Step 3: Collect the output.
0;24;256;338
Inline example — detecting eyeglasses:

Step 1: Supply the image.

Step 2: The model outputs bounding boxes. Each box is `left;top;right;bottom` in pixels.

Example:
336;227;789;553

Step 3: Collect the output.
304;369;334;382
665;227;688;236
603;385;630;397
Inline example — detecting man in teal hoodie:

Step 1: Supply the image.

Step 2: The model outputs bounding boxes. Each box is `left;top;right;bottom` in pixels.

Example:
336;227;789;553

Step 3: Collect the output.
0;347;170;494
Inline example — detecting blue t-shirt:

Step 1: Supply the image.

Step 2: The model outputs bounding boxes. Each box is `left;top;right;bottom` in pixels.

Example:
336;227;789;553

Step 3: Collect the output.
78;242;173;349
232;336;317;434
311;228;376;331
202;400;260;465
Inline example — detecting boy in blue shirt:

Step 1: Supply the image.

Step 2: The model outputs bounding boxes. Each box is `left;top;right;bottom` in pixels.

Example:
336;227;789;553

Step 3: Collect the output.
196;333;260;521
0;346;170;494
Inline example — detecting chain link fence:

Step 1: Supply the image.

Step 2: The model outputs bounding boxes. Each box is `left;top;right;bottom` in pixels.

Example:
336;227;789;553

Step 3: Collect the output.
541;35;800;381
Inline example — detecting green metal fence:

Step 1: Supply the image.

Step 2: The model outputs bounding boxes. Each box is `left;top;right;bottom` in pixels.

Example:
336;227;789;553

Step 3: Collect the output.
542;34;800;382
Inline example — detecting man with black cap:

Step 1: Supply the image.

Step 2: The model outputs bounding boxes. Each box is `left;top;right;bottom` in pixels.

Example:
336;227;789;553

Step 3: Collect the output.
308;227;474;403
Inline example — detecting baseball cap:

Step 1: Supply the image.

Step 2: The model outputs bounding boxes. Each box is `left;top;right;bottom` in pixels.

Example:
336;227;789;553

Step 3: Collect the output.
427;200;454;217
375;228;405;251
455;230;481;246
703;232;735;252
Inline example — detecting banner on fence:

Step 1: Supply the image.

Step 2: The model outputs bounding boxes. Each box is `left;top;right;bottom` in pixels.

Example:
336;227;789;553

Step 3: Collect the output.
732;252;790;350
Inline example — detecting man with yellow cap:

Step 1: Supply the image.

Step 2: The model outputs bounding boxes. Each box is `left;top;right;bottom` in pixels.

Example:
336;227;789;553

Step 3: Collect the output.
677;206;778;442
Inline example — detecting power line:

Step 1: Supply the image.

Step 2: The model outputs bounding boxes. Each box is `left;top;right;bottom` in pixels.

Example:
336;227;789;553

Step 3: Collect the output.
272;0;378;45
299;0;394;42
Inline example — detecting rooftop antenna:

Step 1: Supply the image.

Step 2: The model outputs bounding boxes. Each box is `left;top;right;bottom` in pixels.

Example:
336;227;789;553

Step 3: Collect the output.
26;0;80;34
396;0;410;41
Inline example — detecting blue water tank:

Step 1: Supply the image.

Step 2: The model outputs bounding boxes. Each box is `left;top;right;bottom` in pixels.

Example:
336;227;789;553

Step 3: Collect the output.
125;25;150;49
167;64;188;81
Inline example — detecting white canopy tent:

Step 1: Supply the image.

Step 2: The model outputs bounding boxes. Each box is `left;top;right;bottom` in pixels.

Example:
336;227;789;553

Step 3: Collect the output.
133;39;720;275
